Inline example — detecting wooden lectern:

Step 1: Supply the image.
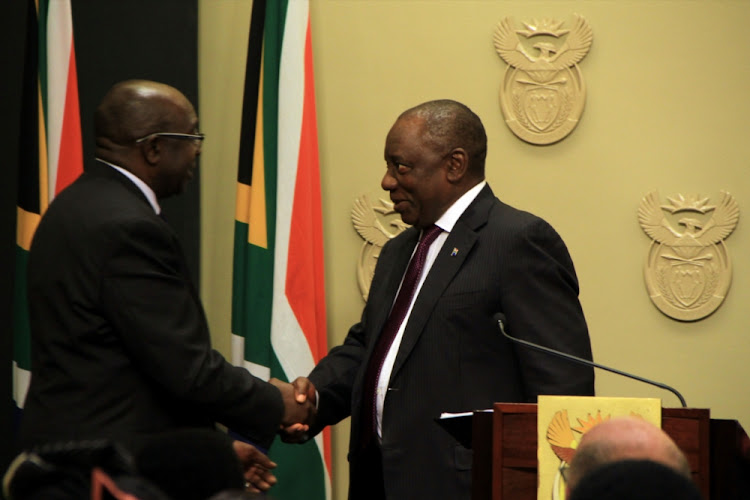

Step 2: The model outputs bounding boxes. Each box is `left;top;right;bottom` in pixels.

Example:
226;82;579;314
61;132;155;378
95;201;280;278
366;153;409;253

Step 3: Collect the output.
471;403;749;500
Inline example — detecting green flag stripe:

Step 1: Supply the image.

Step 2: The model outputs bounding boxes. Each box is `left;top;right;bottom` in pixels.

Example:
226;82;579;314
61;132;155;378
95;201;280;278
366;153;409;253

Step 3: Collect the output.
232;221;274;365
267;355;326;499
13;247;32;370
14;0;42;393
262;0;282;252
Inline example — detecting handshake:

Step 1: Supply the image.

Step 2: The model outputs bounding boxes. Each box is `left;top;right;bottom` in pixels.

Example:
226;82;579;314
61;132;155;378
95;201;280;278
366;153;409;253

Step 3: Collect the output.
269;376;317;443
236;377;318;493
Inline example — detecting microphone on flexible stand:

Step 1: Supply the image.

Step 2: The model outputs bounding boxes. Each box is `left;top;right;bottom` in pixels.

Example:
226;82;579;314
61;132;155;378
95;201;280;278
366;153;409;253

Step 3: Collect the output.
493;313;687;408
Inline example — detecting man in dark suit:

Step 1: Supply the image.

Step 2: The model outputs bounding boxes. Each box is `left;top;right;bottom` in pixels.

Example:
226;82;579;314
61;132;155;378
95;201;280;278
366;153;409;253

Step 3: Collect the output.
19;80;313;493
288;99;595;499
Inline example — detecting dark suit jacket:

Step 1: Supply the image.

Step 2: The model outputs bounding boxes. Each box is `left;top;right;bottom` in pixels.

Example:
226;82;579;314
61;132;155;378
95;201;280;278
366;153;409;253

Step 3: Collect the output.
309;184;594;499
20;160;283;452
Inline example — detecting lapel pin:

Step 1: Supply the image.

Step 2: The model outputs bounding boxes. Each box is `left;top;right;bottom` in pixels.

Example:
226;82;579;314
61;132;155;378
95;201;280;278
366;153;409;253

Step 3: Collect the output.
451;247;459;257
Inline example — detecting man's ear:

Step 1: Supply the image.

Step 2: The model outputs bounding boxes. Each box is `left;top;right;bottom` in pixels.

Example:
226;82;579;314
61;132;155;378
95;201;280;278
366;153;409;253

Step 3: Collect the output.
139;137;161;165
445;148;468;183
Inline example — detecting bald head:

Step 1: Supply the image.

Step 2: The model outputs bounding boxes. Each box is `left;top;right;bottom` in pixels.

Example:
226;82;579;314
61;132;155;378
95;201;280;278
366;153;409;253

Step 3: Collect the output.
566;417;691;492
93;80;200;199
94;79;194;147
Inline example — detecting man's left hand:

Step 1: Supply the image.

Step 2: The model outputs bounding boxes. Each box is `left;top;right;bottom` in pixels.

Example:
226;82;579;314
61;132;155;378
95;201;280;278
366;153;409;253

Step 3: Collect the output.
232;440;277;493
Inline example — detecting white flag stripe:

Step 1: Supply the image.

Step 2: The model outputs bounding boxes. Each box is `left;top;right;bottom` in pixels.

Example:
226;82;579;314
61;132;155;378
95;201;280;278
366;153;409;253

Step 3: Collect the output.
231;333;272;381
13;362;30;409
231;332;245;368
271;0;311;379
46;0;74;200
271;3;331;496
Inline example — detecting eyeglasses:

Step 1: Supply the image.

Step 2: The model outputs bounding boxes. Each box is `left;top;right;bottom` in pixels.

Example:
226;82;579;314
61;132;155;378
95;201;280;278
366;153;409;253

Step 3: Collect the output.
134;132;205;146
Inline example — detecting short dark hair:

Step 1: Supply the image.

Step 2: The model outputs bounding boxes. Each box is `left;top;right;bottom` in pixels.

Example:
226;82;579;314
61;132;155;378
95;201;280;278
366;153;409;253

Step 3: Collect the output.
568;459;702;500
94;80;179;145
401;99;487;175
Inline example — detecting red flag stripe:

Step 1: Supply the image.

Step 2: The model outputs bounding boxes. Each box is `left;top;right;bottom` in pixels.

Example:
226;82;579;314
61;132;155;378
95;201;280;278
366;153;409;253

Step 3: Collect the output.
55;44;83;195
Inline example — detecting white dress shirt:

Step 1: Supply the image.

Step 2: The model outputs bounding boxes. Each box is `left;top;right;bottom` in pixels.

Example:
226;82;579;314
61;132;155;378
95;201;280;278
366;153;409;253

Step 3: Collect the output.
375;180;487;438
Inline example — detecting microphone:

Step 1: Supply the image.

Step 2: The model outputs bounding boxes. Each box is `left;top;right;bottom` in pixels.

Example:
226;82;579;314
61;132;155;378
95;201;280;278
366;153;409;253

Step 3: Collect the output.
493;313;687;408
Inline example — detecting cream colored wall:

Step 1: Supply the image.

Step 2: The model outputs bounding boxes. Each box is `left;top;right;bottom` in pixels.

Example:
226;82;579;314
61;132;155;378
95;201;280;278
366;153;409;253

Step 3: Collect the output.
199;1;750;499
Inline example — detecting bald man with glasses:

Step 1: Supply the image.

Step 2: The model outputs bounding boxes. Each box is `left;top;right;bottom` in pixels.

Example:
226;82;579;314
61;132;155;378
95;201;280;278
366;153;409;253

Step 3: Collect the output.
19;80;312;493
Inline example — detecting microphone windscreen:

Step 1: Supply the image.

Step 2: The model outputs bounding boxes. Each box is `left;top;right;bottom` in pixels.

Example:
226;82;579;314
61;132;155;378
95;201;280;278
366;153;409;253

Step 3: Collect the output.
493;312;507;326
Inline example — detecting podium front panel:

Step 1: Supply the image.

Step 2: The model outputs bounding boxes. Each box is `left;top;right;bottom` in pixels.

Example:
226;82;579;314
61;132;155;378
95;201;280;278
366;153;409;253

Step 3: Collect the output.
471;403;712;500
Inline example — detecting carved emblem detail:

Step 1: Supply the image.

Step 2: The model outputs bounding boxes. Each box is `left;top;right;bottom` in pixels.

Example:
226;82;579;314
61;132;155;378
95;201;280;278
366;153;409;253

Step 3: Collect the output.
493;15;592;145
638;191;739;321
351;194;409;301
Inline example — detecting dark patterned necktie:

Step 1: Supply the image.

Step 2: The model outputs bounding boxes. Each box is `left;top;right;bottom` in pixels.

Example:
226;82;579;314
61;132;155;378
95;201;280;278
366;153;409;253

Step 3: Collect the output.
360;224;443;446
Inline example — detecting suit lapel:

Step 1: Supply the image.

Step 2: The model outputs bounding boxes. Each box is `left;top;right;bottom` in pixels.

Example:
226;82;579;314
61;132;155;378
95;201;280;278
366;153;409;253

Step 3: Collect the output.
389;185;495;378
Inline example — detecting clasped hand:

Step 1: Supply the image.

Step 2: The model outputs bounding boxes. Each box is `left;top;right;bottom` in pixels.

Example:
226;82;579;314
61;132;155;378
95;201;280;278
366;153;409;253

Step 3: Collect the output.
269;377;317;443
233;378;316;493
270;377;317;443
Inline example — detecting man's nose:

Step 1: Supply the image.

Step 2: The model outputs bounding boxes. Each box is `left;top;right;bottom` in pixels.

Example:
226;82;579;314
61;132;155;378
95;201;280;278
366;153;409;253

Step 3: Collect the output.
381;169;396;191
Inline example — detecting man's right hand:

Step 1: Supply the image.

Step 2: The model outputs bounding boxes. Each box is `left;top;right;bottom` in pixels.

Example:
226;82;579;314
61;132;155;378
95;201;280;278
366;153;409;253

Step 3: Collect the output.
290;376;316;407
269;378;315;433
270;377;318;443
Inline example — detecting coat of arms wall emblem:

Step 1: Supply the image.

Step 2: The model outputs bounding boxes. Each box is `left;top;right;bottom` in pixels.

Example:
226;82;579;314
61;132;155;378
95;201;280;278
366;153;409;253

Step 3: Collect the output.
493;15;592;145
351;194;409;301
638;191;739;321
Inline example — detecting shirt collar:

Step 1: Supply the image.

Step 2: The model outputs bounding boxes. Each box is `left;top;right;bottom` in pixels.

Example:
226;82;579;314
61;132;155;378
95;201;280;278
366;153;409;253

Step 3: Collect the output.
434;180;486;232
95;158;161;214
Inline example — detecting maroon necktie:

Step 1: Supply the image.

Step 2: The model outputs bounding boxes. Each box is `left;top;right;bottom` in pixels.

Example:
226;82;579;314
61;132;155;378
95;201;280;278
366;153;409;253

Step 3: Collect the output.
360;224;443;446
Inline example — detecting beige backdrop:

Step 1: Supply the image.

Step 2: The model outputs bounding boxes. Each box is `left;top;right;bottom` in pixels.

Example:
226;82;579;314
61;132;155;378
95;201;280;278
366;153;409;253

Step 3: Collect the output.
199;1;750;498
